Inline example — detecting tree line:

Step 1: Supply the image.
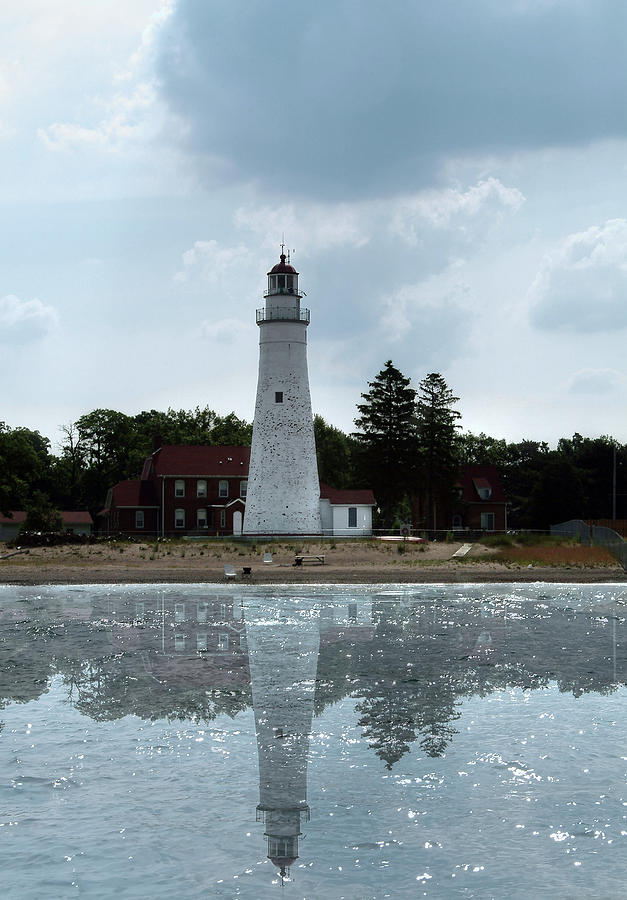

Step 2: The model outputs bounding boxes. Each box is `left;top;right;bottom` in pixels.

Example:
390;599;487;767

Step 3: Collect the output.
1;360;625;530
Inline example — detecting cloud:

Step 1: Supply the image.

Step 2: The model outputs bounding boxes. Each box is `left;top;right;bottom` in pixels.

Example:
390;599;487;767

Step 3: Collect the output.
390;178;525;245
529;219;627;332
154;0;627;198
38;84;159;154
199;317;245;344
566;368;627;394
34;3;173;158
234;202;371;253
174;240;251;285
378;274;473;368
0;294;58;343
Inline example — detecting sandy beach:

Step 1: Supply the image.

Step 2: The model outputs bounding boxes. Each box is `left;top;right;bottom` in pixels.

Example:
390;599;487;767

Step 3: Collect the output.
1;538;624;585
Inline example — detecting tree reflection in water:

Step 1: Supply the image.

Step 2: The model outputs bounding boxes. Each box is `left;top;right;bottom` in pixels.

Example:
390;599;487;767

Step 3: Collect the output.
0;587;623;767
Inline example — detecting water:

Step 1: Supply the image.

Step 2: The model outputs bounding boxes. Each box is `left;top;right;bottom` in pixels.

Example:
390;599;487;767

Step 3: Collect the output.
0;583;624;899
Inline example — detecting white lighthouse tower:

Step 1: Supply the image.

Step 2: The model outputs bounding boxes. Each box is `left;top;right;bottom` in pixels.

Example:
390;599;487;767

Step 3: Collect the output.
243;250;321;535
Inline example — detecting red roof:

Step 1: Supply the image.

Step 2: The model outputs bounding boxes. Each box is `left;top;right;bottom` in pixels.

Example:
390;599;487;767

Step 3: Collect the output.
319;482;376;506
61;511;94;525
112;480;159;507
459;466;507;503
150;445;251;477
268;253;298;275
0;510;93;525
0;511;27;524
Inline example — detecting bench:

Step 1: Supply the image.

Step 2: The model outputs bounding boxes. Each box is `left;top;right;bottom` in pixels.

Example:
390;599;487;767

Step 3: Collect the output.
293;554;325;566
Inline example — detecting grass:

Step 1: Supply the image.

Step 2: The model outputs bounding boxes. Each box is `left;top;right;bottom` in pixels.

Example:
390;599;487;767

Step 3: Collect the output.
474;535;617;567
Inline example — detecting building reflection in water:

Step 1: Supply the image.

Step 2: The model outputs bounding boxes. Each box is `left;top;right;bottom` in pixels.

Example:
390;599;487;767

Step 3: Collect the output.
0;585;623;880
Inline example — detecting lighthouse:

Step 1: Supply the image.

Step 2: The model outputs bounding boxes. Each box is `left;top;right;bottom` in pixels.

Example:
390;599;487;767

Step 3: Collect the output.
243;250;322;535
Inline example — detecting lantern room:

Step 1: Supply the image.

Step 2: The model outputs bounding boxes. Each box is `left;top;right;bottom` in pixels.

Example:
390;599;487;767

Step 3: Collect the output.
265;253;301;298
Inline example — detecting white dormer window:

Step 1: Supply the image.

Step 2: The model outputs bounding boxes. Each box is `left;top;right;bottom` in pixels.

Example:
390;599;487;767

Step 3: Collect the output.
478;487;492;500
175;479;185;498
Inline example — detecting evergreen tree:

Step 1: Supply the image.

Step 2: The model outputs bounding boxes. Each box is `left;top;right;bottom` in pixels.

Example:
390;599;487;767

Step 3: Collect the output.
353;360;418;525
414;373;461;531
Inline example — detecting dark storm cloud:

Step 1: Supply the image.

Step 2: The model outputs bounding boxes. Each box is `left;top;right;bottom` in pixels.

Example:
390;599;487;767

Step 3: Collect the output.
155;0;627;199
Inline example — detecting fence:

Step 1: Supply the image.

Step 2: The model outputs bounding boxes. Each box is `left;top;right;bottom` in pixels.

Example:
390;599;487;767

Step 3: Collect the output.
551;519;627;570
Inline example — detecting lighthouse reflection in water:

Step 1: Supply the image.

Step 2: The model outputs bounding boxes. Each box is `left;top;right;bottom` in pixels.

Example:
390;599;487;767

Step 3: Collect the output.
245;596;320;878
0;583;624;898
245;593;373;879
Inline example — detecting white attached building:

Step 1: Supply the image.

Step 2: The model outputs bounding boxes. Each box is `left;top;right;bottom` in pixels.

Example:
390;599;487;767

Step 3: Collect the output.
319;483;376;536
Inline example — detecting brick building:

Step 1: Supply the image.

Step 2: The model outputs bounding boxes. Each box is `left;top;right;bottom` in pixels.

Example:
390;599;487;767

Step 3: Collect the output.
100;445;375;537
452;465;508;532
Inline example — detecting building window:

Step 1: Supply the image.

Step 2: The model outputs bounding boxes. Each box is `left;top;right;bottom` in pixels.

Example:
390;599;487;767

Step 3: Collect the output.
220;602;228;620
219;479;228;498
478;487;492;500
452;514;463;528
197;480;207;498
175;479;185;497
348;507;357;528
197;508;208;529
135;510;144;529
135;601;145;620
275;391;283;403
174;633;185;652
240;480;248;498
175;508;185;529
196;633;207;652
175;602;185;623
197;602;208;623
348;602;358;623
219;509;226;529
481;512;495;531
218;633;229;651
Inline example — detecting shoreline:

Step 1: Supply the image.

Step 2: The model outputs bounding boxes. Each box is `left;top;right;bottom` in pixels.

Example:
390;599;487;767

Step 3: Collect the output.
1;564;624;586
1;540;624;586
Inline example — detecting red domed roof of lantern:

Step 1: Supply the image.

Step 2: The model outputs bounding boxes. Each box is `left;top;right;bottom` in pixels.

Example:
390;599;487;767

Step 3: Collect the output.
268;253;298;275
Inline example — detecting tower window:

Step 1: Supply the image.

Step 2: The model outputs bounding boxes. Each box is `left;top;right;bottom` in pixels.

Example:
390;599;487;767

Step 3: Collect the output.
275;391;283;403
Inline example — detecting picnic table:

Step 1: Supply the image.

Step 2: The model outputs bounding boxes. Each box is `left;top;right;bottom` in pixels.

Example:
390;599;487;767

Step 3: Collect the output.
293;554;325;566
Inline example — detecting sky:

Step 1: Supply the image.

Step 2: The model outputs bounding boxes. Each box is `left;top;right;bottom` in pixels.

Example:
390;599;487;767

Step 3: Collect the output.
2;0;627;452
